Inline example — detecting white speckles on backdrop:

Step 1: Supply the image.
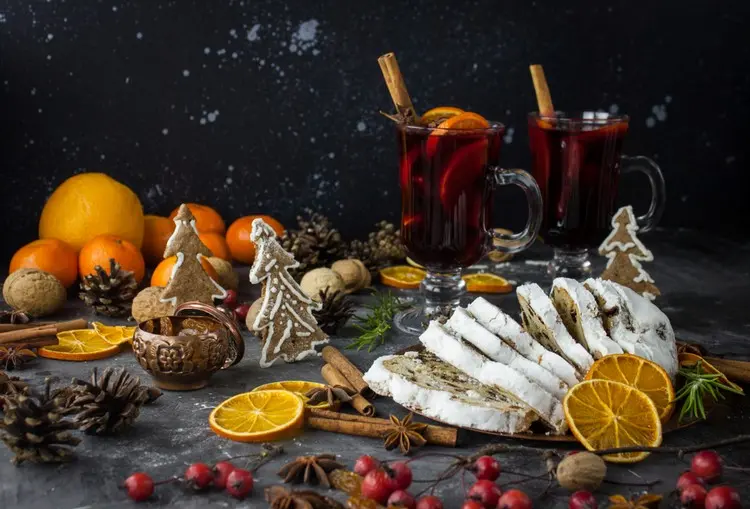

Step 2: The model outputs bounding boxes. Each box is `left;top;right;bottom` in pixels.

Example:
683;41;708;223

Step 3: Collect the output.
247;23;261;41
503;126;515;145
289;19;319;55
356;121;366;132
135;31;143;40
646;95;671;128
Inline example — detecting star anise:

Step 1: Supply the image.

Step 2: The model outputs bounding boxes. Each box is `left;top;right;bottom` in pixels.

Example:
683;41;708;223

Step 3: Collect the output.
0;346;37;370
305;385;356;408
266;486;345;509
383;413;427;455
277;454;344;488
0;310;30;324
608;493;663;509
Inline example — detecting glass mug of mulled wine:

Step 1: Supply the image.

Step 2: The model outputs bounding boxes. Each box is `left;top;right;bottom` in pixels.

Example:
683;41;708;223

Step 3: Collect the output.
394;121;543;334
527;111;666;279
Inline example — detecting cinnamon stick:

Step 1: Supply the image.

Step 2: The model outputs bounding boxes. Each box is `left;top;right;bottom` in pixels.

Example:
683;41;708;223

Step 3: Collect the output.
306;410;458;448
0;324;57;345
529;64;555;117
704;357;750;384
322;346;374;398
0;337;59;349
322;363;375;417
0;318;88;333
378;52;417;122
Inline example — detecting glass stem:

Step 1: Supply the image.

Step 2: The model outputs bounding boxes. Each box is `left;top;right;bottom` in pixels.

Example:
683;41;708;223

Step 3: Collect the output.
549;248;592;279
421;269;466;319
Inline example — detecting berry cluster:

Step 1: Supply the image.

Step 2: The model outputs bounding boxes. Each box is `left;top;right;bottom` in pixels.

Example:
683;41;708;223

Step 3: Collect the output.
221;289;251;323
676;451;742;509
123;461;254;502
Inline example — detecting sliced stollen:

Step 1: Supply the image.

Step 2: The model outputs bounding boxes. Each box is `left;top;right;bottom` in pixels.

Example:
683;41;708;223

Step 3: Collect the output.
584;278;678;378
467;297;580;386
419;322;568;434
363;351;538;434
445;307;569;399
517;283;594;374
550;277;623;359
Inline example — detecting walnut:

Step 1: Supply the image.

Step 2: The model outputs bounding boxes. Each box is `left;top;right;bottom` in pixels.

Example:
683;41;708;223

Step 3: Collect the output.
331;259;371;293
205;257;239;291
556;451;607;492
245;297;263;332
2;269;66;317
299;268;345;302
131;286;175;323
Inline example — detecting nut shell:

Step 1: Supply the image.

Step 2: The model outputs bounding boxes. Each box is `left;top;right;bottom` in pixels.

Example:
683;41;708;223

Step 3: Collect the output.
206;256;239;291
245;297;263;331
331;259;370;293
132;286;175;323
556;452;607;492
299;267;345;302
2;268;66;317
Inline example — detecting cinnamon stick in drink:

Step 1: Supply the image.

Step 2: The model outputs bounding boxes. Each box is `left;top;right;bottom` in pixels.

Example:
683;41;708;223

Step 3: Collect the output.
529;64;555;117
321;346;374;398
321;363;375;417
378;52;417;122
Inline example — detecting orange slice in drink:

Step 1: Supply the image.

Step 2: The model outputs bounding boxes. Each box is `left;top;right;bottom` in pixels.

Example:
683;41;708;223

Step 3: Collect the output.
419;106;465;126
380;265;426;289
439;138;488;208
463;273;513;294
585;354;675;423
251;381;331;409
435;111;490;131
39;329;121;361
209;390;305;442
564;379;662;463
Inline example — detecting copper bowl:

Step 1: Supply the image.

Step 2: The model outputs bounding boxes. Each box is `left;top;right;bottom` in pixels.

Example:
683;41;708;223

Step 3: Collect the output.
132;301;245;391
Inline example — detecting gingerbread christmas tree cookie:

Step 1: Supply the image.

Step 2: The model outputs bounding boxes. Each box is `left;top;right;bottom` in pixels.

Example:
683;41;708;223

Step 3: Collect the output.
160;204;227;306
598;205;660;300
248;218;329;368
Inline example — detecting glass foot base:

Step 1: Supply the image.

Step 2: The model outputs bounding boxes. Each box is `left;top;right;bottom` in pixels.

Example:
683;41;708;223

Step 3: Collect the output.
548;248;592;280
393;304;457;336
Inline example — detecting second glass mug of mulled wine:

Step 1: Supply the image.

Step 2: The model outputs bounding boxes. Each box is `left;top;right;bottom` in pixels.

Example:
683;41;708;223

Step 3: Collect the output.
394;120;543;335
527;111;666;279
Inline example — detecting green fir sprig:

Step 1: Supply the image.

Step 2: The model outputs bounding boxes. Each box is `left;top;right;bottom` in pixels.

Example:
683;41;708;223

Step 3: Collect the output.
346;292;408;352
674;360;745;422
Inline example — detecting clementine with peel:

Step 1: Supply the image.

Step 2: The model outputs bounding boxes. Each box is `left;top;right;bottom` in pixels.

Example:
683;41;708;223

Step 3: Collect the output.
79;235;146;283
199;232;231;261
151;255;219;287
141;215;175;266
169;203;225;234
9;238;79;288
226;215;285;264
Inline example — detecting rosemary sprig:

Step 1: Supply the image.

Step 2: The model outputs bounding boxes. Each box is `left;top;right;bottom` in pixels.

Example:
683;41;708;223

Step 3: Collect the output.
674;360;744;422
346;291;408;352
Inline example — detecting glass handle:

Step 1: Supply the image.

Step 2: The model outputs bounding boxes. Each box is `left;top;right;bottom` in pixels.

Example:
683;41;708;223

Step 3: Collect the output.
488;167;543;254
621;155;666;233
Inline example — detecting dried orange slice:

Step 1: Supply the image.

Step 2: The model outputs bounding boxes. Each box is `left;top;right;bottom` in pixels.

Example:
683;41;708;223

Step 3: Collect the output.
252;381;330;409
585;354;675;423
564;379;662;463
405;257;425;269
419;106;464;126
678;353;744;394
92;322;137;346
209;390;305;442
435;111;490;131
463;273;513;294
39;329;121;361
380;265;426;289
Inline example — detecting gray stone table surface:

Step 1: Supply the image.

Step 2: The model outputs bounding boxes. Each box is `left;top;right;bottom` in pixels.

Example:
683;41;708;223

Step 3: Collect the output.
1;229;750;509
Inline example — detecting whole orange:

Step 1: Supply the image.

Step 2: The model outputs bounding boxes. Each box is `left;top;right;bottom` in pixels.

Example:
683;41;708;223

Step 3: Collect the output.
9;239;79;288
169;203;225;234
151;255;219;287
226;215;285;264
39;172;144;251
142;215;175;266
198;232;231;261
79;235;146;283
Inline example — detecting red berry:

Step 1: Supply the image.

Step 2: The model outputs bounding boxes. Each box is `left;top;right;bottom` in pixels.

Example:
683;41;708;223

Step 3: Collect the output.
468;479;502;508
416;495;444;509
223;290;238;308
185;462;213;490
705;486;741;509
361;469;396;504
388;490;416;509
462;502;485;509
225;468;253;499
691;451;723;483
212;461;236;489
354;455;380;477
681;483;708;508
472;455;501;481
678;471;707;492
389;462;413;491
497;489;532;509
124;472;154;502
234;303;251;321
569;491;598;509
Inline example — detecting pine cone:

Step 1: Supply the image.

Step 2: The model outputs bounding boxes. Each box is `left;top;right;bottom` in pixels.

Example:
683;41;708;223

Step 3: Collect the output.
347;220;406;274
280;210;347;277
0;380;81;465
0;371;29;409
64;367;161;435
79;259;139;317
312;289;355;335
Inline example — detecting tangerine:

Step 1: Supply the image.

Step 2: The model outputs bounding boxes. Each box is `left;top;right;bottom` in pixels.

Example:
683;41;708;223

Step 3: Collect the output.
79;235;146;283
141;215;175;266
169;203;225;234
226;215;285;264
9;238;79;288
199;232;231;261
151;255;219;287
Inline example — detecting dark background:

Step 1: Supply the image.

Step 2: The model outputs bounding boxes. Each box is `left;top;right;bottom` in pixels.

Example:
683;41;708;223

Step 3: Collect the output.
1;0;748;263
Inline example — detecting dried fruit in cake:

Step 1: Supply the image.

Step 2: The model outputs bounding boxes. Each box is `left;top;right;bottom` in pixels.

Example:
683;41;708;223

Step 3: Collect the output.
9;239;79;288
380;266;426;289
169;203;225;234
209;390;304;442
463;273;513;294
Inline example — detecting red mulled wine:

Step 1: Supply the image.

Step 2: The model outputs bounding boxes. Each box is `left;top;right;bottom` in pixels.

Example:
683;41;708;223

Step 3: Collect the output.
528;113;629;249
397;124;503;271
